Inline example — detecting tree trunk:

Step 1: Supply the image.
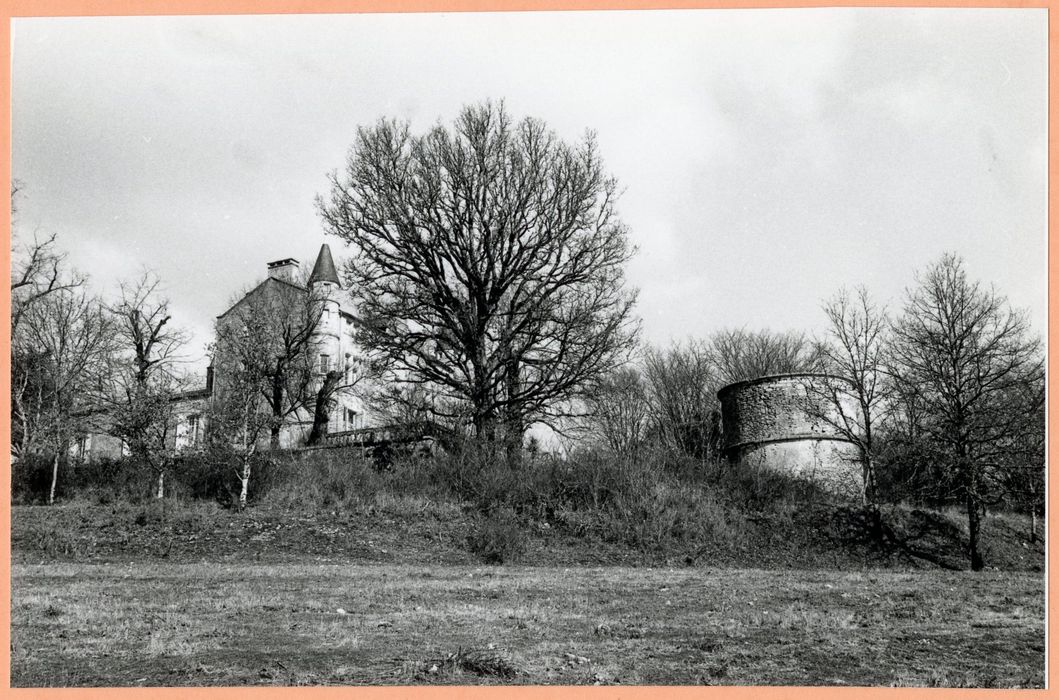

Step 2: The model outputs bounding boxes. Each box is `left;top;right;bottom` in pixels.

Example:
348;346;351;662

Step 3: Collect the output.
502;412;523;467
502;356;522;466
238;455;251;510
966;492;984;571
270;372;284;450
868;504;884;545
48;452;59;506
307;370;342;446
472;406;497;443
860;451;876;507
156;470;166;500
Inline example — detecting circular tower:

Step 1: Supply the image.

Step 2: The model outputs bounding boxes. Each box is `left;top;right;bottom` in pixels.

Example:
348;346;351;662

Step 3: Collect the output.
717;373;865;499
308;243;343;371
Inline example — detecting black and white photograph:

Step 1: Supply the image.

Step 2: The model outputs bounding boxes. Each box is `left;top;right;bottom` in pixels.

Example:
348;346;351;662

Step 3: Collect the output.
9;7;1046;687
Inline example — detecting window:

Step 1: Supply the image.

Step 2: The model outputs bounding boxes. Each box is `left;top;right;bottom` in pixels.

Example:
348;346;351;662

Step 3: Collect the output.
346;408;360;430
319;354;331;373
187;415;201;445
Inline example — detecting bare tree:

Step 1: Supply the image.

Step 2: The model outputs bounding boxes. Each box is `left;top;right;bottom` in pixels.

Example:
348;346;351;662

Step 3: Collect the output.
101;272;190;499
994;369;1045;542
709;328;826;384
812;286;891;502
372;383;445;428
11;234;87;335
641;341;719;460
13;287;113;502
583;367;650;454
317;101;638;452
888;253;1043;571
10;185;91;482
11;345;53;461
208;328;281;509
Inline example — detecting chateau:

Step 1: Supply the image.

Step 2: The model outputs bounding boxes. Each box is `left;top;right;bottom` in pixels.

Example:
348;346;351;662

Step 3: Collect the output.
73;244;376;461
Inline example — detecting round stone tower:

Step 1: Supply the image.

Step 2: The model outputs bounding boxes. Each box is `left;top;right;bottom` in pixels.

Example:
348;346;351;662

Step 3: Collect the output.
717;373;865;499
308;243;343;370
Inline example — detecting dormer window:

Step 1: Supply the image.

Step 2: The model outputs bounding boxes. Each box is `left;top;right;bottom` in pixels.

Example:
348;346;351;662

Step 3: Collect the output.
320;354;331;373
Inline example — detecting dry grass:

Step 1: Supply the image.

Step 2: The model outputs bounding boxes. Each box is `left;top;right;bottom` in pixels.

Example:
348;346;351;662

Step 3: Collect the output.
13;496;1045;573
11;562;1043;688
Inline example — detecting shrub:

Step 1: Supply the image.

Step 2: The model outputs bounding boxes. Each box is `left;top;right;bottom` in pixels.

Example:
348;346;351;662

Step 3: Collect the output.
467;506;525;564
259;448;381;512
70;456;149;501
169;450;240;506
13;453;156;505
11;454;60;504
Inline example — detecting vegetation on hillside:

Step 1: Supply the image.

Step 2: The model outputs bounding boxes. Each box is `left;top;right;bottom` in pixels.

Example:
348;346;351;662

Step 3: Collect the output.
12;445;1043;572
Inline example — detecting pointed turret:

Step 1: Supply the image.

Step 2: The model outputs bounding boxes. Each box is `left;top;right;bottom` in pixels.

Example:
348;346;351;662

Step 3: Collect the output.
308;244;341;288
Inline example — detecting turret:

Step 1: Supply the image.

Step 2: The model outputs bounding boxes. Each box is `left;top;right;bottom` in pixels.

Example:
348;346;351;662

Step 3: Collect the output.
308;243;341;288
308;244;342;375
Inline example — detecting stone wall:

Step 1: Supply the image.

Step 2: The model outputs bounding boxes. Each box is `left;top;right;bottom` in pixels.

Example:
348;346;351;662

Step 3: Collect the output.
717;373;865;499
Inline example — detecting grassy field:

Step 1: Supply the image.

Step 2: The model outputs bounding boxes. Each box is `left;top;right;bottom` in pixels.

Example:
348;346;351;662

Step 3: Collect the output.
12;562;1043;687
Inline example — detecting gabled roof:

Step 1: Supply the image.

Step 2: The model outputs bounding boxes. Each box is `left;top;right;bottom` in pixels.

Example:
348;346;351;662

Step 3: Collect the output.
309;244;341;287
216;276;306;320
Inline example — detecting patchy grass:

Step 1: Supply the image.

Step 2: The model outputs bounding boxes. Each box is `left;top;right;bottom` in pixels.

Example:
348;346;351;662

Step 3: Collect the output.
12;499;1044;572
11;562;1043;687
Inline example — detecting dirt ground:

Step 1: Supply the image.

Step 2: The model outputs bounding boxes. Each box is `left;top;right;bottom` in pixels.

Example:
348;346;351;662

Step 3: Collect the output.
11;562;1044;688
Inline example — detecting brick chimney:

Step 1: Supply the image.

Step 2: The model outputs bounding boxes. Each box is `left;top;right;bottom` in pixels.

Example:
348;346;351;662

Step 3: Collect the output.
267;257;299;283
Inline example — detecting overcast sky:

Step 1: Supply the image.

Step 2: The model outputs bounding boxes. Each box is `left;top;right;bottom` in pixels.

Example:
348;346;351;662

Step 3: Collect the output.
12;8;1047;376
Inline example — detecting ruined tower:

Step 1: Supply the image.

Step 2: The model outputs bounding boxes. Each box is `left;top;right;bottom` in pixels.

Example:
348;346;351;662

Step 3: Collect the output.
717;373;865;499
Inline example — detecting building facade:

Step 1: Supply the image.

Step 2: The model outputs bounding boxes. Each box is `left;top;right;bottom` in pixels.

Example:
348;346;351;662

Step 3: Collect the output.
73;244;377;461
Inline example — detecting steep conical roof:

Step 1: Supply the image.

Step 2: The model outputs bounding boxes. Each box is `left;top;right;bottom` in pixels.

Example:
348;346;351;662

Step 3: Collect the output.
309;243;341;287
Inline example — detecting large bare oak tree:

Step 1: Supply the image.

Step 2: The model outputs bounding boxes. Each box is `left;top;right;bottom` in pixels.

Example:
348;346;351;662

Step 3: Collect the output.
317;102;638;447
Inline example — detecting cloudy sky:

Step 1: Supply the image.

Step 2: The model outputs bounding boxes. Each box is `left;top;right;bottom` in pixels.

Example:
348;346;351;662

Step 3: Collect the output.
12;8;1047;376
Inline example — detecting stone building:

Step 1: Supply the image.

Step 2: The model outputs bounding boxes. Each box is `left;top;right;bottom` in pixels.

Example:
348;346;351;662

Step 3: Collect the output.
72;244;375;461
211;243;370;448
717;373;865;499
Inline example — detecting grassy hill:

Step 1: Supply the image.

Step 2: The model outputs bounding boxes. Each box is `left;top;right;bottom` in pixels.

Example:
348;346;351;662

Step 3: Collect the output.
13;493;1042;572
10;448;1044;688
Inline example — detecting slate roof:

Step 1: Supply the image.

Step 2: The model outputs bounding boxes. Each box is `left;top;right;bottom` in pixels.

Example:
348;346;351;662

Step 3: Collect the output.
309;244;341;287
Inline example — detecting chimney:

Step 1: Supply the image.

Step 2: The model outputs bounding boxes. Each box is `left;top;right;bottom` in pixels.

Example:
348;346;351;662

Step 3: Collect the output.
267;257;299;283
206;364;214;394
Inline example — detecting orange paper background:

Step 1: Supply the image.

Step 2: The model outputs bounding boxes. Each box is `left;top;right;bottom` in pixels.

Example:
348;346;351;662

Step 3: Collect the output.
0;0;1053;697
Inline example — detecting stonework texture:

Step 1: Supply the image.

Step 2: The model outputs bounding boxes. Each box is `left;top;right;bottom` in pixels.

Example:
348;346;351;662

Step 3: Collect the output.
718;374;865;499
